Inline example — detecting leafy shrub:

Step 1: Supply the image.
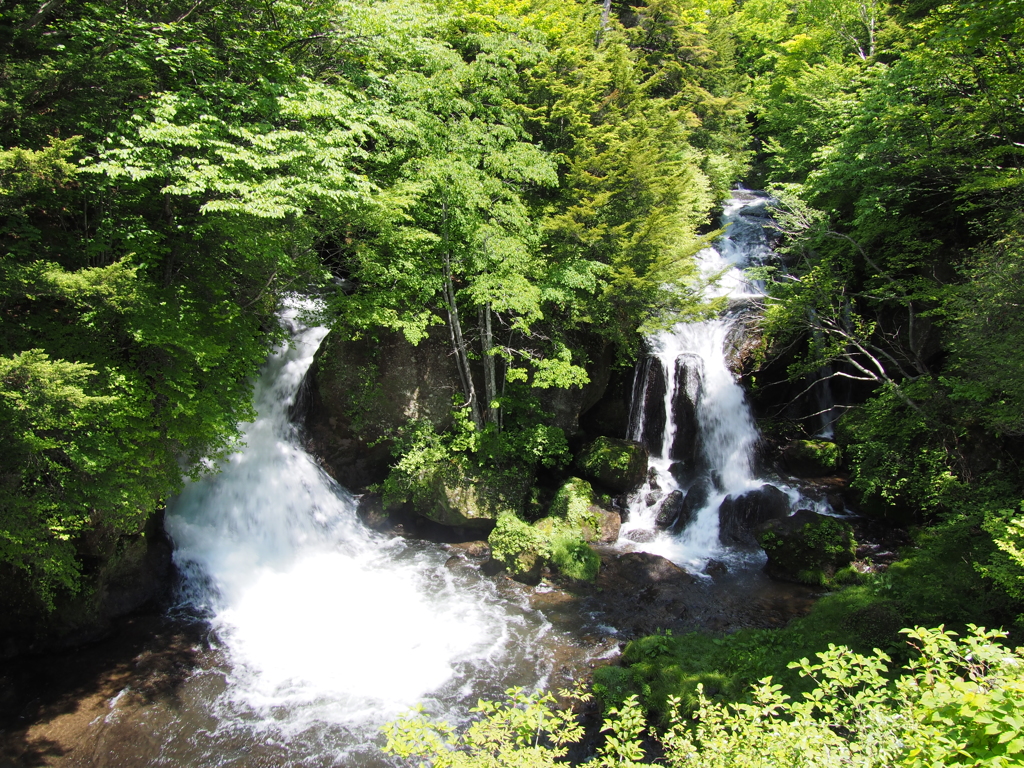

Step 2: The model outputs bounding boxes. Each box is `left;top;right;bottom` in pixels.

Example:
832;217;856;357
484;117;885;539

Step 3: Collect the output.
384;626;1024;768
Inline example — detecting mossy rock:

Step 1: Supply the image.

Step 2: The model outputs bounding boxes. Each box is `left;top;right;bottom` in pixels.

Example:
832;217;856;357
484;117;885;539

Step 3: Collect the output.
409;460;532;529
781;440;842;478
488;511;601;584
755;509;856;585
549;477;622;543
574;437;648;494
487;514;545;584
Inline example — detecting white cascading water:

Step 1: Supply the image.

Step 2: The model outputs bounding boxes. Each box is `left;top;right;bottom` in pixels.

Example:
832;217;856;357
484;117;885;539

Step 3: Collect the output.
163;302;567;761
618;191;776;566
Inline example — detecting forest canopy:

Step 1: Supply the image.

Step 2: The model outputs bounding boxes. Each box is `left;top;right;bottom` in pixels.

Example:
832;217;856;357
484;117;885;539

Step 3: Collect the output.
0;0;743;609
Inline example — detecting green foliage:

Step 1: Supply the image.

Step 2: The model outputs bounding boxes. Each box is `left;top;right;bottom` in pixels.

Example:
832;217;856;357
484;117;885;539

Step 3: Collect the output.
548;535;600;581
386;626;1024;768
0;0;748;612
837;381;963;519
547;477;602;533
489;513;548;576
757;513;856;586
489;510;601;582
382;685;591;767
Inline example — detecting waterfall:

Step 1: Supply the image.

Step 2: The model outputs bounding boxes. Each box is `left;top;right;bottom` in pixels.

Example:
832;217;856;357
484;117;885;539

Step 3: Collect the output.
618;191;776;566
163;300;568;758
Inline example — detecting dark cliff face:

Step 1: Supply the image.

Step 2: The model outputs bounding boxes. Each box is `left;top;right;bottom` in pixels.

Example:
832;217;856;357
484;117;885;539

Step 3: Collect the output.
0;510;173;659
295;324;618;494
293;325;463;492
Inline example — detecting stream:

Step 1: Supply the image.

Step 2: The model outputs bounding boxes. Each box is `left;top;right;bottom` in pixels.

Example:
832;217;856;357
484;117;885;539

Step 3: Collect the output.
1;191;825;767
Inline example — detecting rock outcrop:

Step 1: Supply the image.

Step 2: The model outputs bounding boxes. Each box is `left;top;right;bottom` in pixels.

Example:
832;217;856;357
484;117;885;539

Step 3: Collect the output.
297;325;462;491
718;484;791;547
574;437;649;495
299;325;614;496
755;509;856;585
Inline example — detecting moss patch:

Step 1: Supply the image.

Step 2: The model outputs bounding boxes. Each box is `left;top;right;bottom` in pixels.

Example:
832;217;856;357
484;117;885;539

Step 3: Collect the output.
574;437;647;493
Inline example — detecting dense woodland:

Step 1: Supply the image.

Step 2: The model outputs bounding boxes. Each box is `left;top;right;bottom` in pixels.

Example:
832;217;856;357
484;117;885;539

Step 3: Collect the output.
2;0;1024;763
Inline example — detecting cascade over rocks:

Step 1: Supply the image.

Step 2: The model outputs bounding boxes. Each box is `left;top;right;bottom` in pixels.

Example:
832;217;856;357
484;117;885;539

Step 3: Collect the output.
718;484;791;547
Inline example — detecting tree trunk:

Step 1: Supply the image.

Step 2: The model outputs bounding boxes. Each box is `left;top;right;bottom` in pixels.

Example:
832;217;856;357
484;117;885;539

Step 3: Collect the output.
444;252;484;430
596;0;612;46
479;303;498;425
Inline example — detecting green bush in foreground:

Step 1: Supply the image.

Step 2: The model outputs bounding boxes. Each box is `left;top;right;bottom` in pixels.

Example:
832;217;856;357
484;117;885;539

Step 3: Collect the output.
384;625;1024;767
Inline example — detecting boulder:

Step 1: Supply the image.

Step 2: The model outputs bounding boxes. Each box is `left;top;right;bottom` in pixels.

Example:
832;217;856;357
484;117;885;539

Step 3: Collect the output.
655;490;685;531
574;437;649;494
412;461;531;530
578;365;636;440
669;353;705;471
300;325;616;493
534;335;613;436
782;440;842;478
608;552;692;585
755;509;856;585
718;484;791;547
630;357;667;454
297;325;461;491
595;507;622;543
679;478;713;528
624;529;656;543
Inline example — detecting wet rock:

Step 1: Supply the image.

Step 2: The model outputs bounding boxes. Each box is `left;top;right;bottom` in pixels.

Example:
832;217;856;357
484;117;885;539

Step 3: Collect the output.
596;508;622;543
655;491;685;530
480;557;506;577
647;468;661;490
669;353;705;472
574;437;648;494
645;490;663;507
629;357;667;454
703;558;728;577
755;509;856;585
447;541;491;559
608;552;693;585
718;484;791;547
781;440;842;478
679;478;713;529
668;461;691;486
355;493;393;530
624;529;656;543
